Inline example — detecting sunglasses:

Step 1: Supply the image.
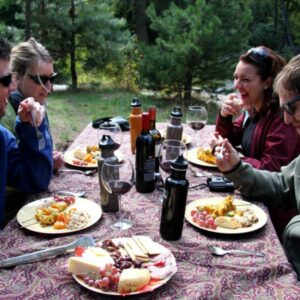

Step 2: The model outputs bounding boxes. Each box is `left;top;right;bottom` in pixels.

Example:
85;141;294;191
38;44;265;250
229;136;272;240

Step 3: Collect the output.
281;95;300;115
247;47;269;60
28;72;57;85
0;74;12;87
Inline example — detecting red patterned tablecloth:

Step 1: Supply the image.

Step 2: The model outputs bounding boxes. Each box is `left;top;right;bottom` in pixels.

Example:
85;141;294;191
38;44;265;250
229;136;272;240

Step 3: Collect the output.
0;123;300;300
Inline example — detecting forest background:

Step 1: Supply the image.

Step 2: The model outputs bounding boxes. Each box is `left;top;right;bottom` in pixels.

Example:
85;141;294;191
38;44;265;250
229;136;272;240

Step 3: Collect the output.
0;0;299;150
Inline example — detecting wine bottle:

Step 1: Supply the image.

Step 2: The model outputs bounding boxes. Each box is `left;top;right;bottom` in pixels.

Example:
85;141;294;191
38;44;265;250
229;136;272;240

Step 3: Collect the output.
160;154;189;240
148;107;161;176
129;98;142;155
135;112;155;193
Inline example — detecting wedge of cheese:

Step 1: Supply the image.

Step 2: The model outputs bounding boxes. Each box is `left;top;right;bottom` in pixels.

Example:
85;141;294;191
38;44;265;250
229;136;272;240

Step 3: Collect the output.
118;268;151;293
68;247;114;275
215;216;241;229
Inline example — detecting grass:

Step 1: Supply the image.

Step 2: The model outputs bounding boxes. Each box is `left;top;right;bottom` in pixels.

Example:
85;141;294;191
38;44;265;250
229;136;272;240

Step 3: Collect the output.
47;88;220;150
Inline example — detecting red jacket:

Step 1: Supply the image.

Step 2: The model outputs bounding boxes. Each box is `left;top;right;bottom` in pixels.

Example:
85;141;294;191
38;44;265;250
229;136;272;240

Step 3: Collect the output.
215;110;300;171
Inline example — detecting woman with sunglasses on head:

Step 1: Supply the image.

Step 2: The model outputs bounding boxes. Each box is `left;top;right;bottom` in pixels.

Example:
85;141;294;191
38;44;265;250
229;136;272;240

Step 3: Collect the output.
0;38;53;228
210;46;300;172
214;54;300;279
1;37;63;171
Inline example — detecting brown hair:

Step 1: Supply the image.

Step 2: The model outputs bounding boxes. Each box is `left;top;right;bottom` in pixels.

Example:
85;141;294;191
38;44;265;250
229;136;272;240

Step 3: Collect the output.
240;46;286;114
274;54;300;97
0;38;11;61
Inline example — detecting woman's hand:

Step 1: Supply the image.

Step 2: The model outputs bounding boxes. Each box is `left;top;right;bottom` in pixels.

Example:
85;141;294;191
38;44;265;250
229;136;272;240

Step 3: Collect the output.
18;97;45;126
220;93;243;117
53;150;64;171
215;139;240;172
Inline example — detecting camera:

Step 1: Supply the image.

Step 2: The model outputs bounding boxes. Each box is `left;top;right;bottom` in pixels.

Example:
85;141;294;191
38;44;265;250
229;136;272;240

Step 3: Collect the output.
207;176;235;192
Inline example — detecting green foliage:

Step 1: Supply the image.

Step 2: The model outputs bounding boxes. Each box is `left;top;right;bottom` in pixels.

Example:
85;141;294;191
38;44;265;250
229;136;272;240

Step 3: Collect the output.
137;0;252;98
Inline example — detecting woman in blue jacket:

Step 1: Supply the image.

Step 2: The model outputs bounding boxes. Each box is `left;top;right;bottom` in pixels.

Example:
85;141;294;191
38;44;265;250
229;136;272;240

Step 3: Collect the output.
0;38;52;228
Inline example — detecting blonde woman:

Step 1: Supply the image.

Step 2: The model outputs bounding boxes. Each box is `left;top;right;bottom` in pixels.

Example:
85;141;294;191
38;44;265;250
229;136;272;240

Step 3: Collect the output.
3;38;63;170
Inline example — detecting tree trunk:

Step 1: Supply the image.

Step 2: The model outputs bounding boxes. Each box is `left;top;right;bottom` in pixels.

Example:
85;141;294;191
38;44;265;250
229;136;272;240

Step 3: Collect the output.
69;0;77;90
281;0;296;54
184;76;192;100
24;0;31;40
134;0;148;43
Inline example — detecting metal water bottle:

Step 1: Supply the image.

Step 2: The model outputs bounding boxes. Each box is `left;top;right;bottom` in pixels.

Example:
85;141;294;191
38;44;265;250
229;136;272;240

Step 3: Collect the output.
98;135;119;212
165;106;183;141
160;154;189;240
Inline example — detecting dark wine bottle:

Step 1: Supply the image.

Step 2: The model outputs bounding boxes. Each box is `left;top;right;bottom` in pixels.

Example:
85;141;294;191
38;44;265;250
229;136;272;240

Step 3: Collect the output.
160;154;189;240
135;112;155;193
148;107;161;175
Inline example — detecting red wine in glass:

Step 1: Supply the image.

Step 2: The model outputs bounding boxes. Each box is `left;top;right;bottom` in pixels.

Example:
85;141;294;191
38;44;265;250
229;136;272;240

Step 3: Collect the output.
189;121;206;131
109;180;132;195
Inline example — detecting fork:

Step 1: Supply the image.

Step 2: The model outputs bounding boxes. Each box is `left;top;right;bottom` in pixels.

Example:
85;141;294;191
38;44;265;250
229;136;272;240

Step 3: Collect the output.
31;110;45;151
0;236;95;268
208;245;264;257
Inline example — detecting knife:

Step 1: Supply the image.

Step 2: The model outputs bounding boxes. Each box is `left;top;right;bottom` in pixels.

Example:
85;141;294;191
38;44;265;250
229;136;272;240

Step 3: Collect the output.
0;236;95;268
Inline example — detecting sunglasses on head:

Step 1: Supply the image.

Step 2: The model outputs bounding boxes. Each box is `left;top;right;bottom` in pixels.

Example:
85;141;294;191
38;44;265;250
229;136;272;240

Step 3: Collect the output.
281;95;300;115
247;47;269;60
0;74;12;87
28;72;57;85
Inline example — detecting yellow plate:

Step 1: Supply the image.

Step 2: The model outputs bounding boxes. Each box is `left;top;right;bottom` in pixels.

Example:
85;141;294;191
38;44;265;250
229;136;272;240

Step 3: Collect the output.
73;237;177;296
17;197;102;234
185;197;267;234
184;148;217;168
64;148;123;168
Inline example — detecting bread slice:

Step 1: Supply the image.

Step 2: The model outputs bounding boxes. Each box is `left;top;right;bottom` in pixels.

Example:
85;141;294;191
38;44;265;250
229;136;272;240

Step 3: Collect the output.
215;216;241;229
133;236;161;256
118;268;151;293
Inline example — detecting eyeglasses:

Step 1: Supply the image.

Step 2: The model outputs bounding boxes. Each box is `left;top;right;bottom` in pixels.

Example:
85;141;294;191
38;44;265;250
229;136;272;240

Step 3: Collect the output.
247;47;269;60
281;95;300;115
0;74;12;87
28;72;57;85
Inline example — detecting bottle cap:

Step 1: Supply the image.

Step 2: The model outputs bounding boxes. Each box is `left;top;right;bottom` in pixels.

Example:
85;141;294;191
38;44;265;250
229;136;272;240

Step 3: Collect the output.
99;134;116;150
171;106;182;118
171;154;188;171
142;112;150;130
131;98;141;107
148;107;156;121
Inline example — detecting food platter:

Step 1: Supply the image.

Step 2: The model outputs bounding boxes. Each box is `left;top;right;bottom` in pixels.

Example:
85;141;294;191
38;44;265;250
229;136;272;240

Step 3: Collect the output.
184;148;217;168
161;131;192;145
17;197;102;234
185;197;267;234
64;148;123;168
72;237;177;296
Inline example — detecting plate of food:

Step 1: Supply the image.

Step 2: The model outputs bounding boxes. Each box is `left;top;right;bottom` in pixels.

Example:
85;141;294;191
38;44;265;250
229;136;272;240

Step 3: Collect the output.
184;147;217;168
68;235;177;296
17;195;102;234
64;146;123;168
161;131;192;145
185;195;267;234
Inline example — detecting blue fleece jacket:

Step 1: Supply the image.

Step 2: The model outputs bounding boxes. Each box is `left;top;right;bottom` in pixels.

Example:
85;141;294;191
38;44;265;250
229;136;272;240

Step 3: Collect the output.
0;117;53;227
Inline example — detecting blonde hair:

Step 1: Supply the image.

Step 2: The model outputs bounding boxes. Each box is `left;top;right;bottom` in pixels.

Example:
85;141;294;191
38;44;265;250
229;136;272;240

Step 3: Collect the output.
274;54;300;96
11;37;53;76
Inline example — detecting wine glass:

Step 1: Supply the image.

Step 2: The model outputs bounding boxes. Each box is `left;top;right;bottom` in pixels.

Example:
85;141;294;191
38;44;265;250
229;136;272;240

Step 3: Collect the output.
101;157;134;230
186;105;208;148
158;139;187;202
98;121;123;151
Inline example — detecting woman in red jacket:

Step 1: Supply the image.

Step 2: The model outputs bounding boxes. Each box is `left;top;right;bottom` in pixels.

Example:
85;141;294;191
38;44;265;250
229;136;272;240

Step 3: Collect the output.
212;46;300;171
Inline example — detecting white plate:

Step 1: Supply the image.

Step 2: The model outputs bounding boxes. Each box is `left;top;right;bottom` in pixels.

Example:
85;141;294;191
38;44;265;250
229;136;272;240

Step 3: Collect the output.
17;197;102;234
64;148;123;168
184;148;217;168
73;238;177;296
185;197;268;234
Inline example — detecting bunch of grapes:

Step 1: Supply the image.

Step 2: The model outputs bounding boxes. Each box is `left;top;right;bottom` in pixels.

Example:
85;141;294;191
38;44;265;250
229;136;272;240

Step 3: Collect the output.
82;264;120;291
191;209;217;229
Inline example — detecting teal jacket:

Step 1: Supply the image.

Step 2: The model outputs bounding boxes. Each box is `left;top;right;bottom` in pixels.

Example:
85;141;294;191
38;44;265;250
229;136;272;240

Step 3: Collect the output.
225;157;300;279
